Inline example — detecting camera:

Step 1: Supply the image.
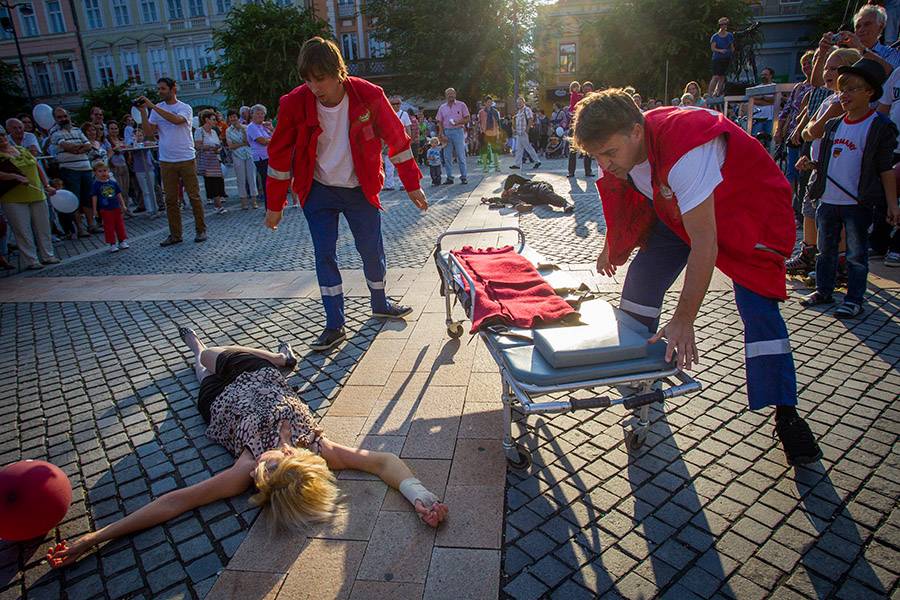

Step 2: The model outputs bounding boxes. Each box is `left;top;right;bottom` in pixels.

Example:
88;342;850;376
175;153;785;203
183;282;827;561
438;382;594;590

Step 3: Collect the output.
831;32;843;45
131;98;145;108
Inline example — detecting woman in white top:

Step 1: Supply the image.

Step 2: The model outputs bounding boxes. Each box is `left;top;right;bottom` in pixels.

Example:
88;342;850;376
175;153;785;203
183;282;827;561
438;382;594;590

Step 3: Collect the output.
194;109;227;214
226;109;258;209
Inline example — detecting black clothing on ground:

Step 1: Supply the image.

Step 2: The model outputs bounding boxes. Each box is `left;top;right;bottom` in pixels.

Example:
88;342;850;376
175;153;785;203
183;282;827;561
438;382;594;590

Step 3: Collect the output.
197;350;273;422
490;174;574;211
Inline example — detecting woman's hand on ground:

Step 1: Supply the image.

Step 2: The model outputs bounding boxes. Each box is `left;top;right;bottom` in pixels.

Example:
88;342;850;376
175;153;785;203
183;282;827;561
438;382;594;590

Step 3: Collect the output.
46;536;93;568
265;209;282;230
415;499;448;528
407;189;428;211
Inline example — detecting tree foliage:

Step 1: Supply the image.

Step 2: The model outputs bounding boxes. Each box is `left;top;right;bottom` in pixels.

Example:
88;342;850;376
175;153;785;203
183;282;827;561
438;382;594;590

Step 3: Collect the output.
365;0;535;103
581;0;752;99
0;61;29;118
73;80;159;125
211;0;332;115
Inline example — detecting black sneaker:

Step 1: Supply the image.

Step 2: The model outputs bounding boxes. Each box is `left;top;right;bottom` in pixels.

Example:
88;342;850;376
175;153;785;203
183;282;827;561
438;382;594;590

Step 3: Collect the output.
311;328;346;352
509;165;520;170
160;236;183;247
533;162;542;169
459;177;467;184
373;303;413;319
195;232;207;243
443;178;454;185
775;415;823;466
277;340;298;370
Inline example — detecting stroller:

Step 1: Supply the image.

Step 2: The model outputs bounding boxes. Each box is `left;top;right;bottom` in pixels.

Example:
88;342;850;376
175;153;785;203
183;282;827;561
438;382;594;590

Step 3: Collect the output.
544;135;567;159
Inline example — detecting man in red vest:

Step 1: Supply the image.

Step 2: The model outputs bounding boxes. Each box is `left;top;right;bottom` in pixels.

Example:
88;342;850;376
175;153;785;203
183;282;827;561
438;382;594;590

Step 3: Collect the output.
264;37;427;351
572;89;822;466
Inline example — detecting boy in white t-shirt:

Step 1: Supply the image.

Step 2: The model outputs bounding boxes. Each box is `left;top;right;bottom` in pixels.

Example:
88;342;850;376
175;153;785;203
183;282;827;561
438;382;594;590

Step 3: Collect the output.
875;66;900;266
803;59;899;317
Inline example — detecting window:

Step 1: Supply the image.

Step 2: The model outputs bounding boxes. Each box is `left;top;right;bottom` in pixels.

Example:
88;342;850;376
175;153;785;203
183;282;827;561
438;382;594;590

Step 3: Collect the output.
166;0;184;19
174;45;195;80
368;33;387;58
33;62;52;95
337;0;354;18
0;8;11;40
94;53;115;86
20;3;39;36
84;0;103;29
194;43;213;77
187;0;204;17
112;0;130;26
59;58;78;92
215;0;231;13
121;49;142;83
559;43;576;74
140;0;159;22
148;47;168;80
340;32;358;61
46;1;66;33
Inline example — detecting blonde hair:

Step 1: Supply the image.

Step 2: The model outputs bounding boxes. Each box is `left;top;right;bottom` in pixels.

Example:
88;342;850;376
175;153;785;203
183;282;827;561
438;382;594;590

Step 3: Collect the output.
92;159;108;171
569;81;581;93
828;47;862;68
250;447;340;530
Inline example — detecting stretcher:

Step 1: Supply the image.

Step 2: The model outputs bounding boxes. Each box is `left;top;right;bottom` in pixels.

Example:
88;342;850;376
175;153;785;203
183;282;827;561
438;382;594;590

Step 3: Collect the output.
434;227;702;470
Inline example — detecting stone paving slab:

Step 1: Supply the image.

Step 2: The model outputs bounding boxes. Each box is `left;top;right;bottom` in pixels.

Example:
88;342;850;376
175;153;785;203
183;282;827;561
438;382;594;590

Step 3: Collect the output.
0;297;384;600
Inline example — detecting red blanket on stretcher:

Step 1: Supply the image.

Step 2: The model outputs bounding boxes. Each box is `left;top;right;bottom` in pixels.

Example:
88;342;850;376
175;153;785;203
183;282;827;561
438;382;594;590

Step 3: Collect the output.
450;245;577;332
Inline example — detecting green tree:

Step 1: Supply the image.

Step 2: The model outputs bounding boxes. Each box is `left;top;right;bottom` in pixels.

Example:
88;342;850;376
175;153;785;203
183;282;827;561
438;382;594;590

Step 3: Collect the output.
74;80;159;125
0;61;29;118
365;0;536;103
581;0;752;99
211;1;332;115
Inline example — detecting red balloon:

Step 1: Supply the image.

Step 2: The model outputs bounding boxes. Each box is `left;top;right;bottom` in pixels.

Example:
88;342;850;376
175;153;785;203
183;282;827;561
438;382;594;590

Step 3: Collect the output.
0;460;72;541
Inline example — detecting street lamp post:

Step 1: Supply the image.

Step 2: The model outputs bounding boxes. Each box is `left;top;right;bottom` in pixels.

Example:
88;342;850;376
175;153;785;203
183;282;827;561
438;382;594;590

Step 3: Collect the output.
1;1;35;104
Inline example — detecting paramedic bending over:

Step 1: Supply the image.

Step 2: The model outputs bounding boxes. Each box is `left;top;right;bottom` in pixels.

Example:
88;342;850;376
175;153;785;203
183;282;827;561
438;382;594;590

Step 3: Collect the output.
47;328;447;567
573;89;823;467
264;37;428;353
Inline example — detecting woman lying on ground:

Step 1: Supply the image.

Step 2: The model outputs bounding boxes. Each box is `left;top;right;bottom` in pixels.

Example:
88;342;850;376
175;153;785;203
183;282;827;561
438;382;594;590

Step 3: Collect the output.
47;328;448;567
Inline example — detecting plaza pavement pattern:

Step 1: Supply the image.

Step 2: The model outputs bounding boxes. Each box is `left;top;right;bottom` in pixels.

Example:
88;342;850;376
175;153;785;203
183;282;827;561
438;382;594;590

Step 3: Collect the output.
1;159;898;600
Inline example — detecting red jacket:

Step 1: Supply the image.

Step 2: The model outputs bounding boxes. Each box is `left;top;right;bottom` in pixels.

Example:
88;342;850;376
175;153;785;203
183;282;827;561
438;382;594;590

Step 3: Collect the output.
265;76;421;210
596;106;794;300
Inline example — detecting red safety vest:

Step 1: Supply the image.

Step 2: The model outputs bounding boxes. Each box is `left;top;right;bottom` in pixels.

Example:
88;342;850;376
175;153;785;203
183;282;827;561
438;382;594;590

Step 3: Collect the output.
596;106;794;300
265;76;421;211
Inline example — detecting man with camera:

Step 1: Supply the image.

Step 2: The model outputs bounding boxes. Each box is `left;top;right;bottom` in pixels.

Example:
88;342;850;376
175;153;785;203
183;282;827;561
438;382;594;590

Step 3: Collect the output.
136;77;207;246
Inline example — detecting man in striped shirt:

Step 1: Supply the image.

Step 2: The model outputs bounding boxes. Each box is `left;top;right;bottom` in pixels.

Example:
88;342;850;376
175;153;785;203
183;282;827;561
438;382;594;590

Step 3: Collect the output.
49;107;97;237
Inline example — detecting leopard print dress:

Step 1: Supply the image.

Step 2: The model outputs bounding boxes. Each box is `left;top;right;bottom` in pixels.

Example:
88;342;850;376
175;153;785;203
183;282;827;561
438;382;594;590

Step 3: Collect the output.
205;366;322;459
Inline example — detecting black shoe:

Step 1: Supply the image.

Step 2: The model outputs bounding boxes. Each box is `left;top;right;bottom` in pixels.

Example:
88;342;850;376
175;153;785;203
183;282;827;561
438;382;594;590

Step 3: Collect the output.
160;236;183;247
277;340;298;370
443;178;454;185
567;173;575;178
373;303;413;319
195;232;207;243
799;291;833;307
509;165;520;170
775;414;823;466
533;162;542;169
564;205;575;213
585;172;594;177
311;328;346;352
459;177;467;184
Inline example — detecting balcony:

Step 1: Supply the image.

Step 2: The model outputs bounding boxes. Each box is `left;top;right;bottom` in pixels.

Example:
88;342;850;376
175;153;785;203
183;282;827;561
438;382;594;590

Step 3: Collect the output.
347;58;389;78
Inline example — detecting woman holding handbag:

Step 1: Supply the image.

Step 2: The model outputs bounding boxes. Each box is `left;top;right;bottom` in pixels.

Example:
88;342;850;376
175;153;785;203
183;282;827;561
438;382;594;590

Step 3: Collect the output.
194;109;228;214
226;109;258;209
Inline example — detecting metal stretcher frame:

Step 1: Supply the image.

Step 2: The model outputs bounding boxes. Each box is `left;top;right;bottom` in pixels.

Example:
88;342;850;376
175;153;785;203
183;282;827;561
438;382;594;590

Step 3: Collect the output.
434;227;702;469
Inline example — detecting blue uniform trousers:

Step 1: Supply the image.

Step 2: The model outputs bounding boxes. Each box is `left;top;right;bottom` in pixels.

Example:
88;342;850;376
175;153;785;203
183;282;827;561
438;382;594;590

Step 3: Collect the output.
619;220;797;410
303;181;389;329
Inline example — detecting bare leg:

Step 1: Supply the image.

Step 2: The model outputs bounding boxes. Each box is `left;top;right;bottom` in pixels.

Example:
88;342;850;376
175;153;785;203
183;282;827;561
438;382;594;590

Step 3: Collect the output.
179;327;210;382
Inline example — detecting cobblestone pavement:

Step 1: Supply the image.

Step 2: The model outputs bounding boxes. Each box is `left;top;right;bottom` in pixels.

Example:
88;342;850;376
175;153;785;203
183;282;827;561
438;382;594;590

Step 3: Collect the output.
0;297;384;600
26;183;473;278
501;289;900;599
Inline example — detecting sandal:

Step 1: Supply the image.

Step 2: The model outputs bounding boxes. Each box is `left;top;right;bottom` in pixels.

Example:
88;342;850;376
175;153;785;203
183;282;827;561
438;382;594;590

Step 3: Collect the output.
178;326;197;344
834;302;862;318
799;291;834;307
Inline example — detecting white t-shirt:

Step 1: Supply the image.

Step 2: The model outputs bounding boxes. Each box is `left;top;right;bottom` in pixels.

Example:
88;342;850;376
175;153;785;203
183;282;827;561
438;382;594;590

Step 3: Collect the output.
193;127;221;147
628;136;726;214
878;67;900;134
148;100;195;162
8;132;39;153
314;94;359;188
809;94;842;162
821;111;877;205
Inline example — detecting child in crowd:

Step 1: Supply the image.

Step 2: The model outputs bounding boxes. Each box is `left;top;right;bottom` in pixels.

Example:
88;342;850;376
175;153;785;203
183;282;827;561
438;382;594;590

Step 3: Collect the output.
131;128;159;218
568;81;583;113
426;137;443;186
802;59;899;318
90;160;129;253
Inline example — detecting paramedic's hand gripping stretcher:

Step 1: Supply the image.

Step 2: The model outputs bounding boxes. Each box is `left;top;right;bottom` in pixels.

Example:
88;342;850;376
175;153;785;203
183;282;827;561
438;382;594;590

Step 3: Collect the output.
434;227;701;468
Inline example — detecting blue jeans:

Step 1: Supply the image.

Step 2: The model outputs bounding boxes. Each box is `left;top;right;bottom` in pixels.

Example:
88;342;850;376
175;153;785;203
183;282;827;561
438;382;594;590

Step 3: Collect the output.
786;144;800;184
815;202;871;304
303;181;389;329
442;127;468;179
620;220;797;410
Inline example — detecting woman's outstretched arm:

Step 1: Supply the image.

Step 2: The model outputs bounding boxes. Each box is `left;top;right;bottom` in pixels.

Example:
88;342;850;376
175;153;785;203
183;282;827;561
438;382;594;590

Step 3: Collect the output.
48;454;255;567
318;438;449;528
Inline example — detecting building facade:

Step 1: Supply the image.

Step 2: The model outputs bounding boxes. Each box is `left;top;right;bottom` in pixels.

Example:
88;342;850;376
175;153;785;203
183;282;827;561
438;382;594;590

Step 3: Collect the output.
0;0;392;112
0;0;91;109
749;0;818;84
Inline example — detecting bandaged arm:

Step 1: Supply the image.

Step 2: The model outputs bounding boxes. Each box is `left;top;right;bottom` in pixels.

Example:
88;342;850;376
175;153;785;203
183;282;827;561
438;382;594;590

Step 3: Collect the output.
399;477;439;509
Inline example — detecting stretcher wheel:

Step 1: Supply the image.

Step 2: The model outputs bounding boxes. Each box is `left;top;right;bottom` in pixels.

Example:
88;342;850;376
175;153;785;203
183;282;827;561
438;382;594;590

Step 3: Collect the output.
447;322;464;338
506;443;532;472
625;429;646;452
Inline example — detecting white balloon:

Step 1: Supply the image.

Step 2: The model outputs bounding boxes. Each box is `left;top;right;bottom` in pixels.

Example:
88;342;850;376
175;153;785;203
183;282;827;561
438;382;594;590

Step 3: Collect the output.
555;126;565;137
131;106;143;124
50;189;79;213
32;104;54;130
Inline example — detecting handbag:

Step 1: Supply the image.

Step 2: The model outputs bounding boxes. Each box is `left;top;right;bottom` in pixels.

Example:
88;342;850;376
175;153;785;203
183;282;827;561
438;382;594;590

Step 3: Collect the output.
0;156;27;198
